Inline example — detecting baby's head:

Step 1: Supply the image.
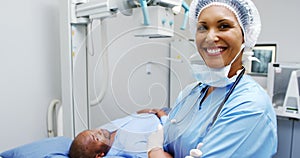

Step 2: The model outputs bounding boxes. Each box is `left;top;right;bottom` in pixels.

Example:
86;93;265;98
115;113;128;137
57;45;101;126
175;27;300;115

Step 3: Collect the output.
69;129;112;158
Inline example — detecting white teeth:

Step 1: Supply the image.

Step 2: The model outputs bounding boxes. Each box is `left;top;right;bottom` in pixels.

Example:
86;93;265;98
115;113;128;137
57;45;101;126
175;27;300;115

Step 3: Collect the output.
206;48;223;54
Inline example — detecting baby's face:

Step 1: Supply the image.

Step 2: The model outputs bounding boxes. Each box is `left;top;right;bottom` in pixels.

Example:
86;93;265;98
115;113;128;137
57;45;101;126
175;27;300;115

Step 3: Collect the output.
88;129;111;145
79;129;111;155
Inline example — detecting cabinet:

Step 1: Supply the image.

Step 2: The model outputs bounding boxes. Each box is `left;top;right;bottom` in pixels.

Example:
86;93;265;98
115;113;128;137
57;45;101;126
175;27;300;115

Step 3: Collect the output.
274;117;300;158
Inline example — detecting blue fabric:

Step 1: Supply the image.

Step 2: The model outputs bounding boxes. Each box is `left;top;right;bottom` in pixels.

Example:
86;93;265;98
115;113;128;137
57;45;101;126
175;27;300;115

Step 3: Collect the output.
0;136;72;158
101;113;162;158
0;111;169;158
164;75;278;158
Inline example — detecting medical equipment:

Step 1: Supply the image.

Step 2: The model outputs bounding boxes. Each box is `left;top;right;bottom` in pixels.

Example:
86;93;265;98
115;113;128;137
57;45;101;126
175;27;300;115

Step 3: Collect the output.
211;68;245;126
267;62;300;119
60;0;190;138
185;143;204;158
75;0;188;37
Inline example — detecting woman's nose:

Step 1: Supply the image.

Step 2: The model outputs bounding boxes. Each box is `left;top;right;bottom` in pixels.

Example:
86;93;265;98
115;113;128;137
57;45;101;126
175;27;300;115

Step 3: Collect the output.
205;29;219;43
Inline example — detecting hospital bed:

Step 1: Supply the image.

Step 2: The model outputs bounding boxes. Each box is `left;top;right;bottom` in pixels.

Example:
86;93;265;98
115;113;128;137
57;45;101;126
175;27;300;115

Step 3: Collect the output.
0;137;71;158
0;137;133;158
1;107;171;158
0;137;125;158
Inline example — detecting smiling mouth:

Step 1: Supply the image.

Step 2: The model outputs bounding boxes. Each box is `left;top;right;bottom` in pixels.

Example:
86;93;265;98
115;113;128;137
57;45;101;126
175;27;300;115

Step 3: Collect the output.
205;47;225;56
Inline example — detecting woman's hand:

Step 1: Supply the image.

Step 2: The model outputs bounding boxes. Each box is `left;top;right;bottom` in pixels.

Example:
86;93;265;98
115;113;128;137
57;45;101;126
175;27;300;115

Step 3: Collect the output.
147;124;169;158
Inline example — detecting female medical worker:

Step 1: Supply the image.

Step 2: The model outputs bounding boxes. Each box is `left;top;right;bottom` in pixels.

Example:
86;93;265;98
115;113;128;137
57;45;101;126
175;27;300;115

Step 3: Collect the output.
147;0;278;157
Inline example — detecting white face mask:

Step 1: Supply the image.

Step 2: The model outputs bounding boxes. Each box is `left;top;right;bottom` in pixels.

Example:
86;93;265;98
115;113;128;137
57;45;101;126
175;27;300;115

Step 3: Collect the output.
190;44;245;87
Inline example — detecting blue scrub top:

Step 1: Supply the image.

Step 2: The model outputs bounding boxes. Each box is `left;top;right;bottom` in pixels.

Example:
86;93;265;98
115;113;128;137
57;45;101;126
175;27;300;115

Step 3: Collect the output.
164;75;278;158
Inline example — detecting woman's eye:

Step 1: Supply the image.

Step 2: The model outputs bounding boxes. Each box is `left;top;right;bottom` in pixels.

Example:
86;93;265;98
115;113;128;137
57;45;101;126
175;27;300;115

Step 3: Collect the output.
219;24;230;29
197;25;207;32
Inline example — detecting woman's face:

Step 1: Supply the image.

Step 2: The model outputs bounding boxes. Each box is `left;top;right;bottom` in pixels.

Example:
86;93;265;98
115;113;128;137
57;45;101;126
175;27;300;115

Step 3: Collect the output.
196;5;244;68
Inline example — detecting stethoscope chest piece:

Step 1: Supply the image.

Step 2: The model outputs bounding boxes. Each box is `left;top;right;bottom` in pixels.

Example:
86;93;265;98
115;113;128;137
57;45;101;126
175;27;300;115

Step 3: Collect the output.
170;119;177;124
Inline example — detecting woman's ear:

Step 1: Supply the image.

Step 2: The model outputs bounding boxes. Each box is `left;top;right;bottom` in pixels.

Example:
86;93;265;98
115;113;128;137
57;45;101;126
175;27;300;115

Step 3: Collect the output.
95;152;105;158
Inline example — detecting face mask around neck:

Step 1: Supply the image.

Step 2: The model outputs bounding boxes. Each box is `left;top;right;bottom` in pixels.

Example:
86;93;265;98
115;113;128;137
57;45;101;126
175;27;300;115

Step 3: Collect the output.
190;44;245;87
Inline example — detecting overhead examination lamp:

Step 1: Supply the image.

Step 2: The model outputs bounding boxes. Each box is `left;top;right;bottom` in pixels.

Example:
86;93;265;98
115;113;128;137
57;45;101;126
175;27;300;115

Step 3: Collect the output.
74;0;189;38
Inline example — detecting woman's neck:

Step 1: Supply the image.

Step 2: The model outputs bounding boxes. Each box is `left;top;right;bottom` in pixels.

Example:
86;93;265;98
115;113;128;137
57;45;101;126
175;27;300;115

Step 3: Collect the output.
228;57;243;78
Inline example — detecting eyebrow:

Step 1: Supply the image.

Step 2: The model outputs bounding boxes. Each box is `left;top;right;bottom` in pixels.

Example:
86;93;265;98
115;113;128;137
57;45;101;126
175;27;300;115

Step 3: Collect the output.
217;19;228;23
198;18;234;24
217;18;236;23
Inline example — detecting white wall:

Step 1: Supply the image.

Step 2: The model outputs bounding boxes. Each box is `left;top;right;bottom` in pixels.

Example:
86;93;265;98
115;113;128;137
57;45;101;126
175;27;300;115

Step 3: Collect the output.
0;0;61;151
252;0;300;63
88;12;174;128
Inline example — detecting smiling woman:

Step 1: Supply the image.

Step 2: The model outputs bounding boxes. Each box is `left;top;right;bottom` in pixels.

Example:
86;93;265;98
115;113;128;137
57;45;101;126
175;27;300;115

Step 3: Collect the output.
196;5;244;74
147;0;278;157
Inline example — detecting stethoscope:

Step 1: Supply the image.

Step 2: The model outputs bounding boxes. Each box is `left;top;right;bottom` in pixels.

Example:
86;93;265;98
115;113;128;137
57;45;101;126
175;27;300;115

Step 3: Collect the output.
167;67;246;135
207;67;246;131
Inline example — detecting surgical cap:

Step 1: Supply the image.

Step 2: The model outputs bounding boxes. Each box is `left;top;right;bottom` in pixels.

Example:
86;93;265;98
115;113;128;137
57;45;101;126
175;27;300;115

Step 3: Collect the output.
189;0;261;50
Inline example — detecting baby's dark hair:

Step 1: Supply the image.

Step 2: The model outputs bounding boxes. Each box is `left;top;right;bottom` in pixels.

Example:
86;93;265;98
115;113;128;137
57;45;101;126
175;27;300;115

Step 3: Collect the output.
69;132;110;158
69;138;94;158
